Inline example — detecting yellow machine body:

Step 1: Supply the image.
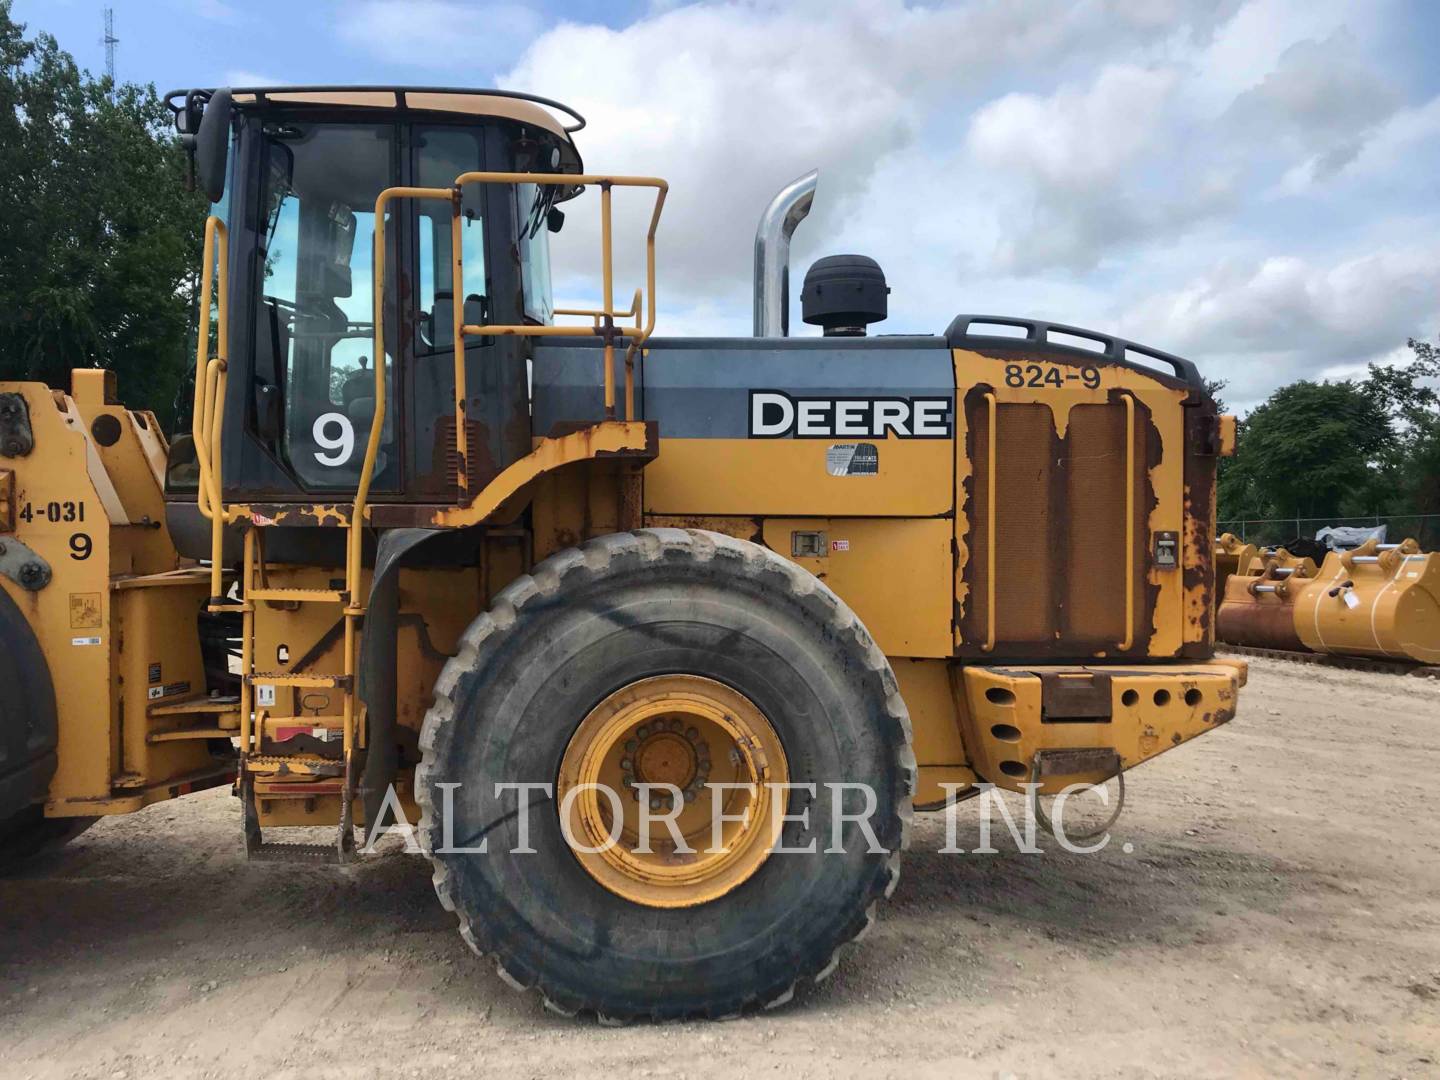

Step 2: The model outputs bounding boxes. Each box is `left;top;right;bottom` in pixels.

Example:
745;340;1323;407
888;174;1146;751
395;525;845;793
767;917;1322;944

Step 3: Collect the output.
0;82;1261;1024
0;357;1246;820
0;374;230;819
0;87;1245;844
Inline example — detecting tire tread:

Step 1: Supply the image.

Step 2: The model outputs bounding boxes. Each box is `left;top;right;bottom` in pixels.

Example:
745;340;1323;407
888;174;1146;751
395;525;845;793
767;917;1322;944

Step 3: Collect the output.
415;528;914;1021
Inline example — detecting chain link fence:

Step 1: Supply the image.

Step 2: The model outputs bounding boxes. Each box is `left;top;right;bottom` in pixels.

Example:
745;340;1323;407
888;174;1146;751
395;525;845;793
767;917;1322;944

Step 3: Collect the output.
1216;514;1440;549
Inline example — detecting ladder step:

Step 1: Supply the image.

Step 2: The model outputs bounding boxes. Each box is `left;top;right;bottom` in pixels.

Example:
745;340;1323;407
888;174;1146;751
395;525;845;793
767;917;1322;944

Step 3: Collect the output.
147;726;238;744
245;754;344;778
247;587;346;604
247;672;352;690
248;842;346;864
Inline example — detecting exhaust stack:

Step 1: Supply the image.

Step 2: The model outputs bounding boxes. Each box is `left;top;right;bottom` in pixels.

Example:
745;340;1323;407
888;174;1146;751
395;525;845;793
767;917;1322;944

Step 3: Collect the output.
753;169;818;337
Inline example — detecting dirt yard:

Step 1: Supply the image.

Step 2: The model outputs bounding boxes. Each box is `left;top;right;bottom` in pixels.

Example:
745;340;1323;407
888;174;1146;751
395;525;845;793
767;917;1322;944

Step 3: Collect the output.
2;656;1438;1079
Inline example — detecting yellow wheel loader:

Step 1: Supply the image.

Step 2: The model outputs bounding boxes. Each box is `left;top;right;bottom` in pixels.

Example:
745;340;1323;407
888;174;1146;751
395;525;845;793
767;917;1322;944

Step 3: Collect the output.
0;85;1245;1021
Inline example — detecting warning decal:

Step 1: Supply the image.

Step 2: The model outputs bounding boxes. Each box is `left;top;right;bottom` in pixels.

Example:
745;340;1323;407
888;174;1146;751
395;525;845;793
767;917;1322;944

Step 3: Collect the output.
147;680;192;701
69;593;101;629
825;443;879;477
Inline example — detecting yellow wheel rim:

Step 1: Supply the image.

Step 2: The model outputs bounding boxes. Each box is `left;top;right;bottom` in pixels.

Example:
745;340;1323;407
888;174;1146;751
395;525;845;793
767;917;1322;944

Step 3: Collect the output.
556;674;790;908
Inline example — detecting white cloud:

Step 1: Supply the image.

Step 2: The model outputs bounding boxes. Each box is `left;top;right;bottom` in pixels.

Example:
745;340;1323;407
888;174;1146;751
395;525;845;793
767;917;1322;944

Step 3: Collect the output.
499;0;1239;320
1122;246;1440;406
968;66;1181;188
475;0;1440;401
1223;30;1399;180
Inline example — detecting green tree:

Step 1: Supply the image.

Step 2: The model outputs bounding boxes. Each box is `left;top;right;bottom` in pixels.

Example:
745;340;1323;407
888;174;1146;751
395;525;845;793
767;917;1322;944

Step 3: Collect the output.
1366;339;1440;544
1220;379;1393;524
0;1;205;428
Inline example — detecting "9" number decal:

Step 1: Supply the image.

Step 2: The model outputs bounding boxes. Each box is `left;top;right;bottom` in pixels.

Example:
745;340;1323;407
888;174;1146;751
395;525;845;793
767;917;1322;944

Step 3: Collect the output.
312;412;356;467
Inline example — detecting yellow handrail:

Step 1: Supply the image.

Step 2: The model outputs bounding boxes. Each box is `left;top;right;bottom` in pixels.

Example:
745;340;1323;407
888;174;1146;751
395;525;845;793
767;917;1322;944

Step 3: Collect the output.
190;215;230;603
239;527;256;752
452;171;669;421
554;288;643;329
368;171;668;545
449;199;469;497
356;186;438;607
983;392;997;653
1119;393;1136;651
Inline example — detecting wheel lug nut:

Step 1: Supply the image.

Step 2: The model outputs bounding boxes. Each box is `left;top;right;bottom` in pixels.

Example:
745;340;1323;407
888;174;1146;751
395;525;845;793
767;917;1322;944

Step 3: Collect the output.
625;739;638;752
620;757;632;771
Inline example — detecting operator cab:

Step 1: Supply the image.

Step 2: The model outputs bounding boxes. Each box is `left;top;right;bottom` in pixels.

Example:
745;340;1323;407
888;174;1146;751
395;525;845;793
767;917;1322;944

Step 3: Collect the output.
163;86;584;551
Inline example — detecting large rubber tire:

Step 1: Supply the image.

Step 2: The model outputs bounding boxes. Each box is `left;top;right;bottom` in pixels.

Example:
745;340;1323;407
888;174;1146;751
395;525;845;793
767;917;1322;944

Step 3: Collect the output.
416;528;914;1021
0;806;95;873
0;585;59;823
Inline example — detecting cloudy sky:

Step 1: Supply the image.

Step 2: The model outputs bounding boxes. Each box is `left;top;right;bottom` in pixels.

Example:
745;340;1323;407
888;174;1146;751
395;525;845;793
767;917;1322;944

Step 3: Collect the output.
17;0;1440;409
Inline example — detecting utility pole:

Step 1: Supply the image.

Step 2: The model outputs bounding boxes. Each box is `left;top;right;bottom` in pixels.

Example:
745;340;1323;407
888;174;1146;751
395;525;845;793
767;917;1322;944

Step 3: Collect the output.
101;7;118;95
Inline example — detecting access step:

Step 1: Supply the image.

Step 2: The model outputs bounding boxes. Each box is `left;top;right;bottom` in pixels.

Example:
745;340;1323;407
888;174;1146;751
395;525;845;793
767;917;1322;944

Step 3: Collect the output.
247;586;346;604
246;671;353;690
241;771;355;864
248;842;349;864
244;753;344;779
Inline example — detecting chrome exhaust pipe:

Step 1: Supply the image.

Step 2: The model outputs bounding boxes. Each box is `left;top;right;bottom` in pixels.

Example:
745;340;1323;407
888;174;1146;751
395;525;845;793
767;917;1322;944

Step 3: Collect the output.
753;169;818;337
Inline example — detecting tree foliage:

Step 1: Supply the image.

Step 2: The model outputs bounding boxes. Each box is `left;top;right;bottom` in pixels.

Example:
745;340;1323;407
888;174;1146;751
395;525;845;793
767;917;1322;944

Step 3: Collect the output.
1219;340;1440;545
0;1;205;427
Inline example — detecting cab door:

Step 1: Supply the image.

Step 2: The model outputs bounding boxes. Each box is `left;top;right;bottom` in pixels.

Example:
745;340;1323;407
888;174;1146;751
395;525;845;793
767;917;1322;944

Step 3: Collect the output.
405;124;531;501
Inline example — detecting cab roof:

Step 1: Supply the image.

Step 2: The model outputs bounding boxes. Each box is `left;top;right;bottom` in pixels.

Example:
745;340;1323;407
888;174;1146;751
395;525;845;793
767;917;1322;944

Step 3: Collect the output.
165;85;585;173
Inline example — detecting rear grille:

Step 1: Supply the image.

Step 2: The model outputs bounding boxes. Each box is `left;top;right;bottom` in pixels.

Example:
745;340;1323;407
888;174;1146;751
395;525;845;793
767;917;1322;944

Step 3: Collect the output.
963;395;1148;656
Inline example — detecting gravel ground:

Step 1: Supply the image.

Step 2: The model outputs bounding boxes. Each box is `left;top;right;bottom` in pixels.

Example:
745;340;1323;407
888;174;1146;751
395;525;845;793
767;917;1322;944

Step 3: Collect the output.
2;655;1438;1079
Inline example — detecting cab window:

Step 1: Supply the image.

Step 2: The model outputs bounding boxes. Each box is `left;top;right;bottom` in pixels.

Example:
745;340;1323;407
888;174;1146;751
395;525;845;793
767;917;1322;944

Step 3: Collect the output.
258;121;397;489
415;127;487;351
517;183;554;324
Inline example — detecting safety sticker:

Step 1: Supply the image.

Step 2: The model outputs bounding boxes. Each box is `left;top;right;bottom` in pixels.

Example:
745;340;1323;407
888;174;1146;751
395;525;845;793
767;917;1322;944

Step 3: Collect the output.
147;681;191;701
256;685;277;707
1343;591;1360;610
69;592;101;629
148;662;162;684
831;539;850;552
826;443;879;477
71;636;102;646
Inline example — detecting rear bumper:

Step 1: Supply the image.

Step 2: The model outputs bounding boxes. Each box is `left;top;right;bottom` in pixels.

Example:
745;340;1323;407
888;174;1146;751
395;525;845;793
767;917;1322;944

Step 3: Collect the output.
957;660;1245;794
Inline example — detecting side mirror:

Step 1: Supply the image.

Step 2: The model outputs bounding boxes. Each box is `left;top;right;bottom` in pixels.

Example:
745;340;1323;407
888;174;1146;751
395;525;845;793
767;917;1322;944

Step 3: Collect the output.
547;207;565;234
195;88;233;204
